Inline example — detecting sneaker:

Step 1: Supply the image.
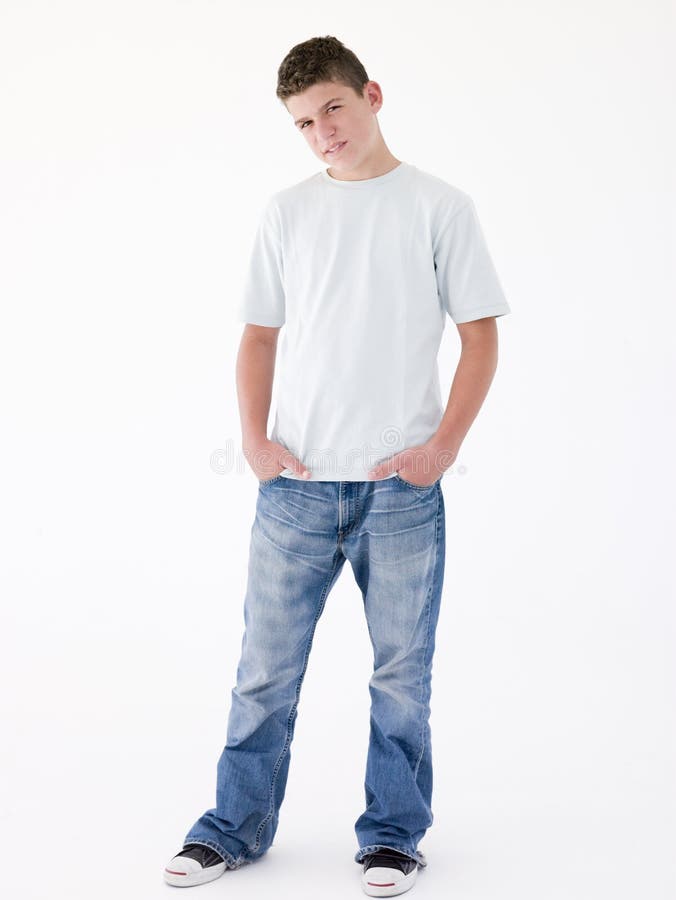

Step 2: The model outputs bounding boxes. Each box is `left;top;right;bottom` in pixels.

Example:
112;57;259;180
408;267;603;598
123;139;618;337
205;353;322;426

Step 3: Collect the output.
361;848;419;897
163;843;227;887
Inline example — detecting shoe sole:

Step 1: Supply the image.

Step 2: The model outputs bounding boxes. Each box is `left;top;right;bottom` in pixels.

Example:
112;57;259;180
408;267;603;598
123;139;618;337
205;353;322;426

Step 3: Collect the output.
163;860;227;887
361;865;418;897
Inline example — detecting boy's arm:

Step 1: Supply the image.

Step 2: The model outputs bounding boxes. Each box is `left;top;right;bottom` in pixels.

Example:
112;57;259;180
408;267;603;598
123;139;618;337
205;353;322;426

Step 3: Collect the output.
429;316;499;462
236;324;280;447
236;324;312;480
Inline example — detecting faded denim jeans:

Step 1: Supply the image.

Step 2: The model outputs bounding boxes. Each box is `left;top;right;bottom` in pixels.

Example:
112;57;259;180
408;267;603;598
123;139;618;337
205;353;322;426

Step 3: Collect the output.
183;472;446;870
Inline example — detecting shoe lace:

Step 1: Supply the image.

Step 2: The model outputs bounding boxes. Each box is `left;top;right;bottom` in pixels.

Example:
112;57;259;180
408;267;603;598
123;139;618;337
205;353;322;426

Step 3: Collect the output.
181;843;223;867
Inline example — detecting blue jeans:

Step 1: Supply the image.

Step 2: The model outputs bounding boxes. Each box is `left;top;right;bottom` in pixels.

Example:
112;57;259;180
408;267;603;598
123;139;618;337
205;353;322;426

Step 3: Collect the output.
183;473;446;870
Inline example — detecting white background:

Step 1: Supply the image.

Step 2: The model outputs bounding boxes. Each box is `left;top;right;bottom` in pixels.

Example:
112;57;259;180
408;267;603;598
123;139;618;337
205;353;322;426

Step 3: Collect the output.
1;1;674;897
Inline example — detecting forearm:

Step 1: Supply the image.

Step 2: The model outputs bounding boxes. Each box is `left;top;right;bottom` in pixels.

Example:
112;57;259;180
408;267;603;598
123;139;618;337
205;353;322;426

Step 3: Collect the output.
430;333;499;460
236;338;277;447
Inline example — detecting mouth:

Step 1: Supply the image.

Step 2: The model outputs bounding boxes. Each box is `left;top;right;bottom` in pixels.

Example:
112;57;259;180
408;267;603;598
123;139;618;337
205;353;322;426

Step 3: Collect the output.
324;141;347;156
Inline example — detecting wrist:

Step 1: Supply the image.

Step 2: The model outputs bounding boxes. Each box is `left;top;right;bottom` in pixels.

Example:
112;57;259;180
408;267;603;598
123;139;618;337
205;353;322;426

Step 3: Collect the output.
242;431;268;450
428;433;460;467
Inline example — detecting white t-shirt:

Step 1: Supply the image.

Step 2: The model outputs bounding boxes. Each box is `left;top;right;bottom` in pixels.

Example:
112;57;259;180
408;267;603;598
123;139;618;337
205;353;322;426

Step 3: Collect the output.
237;161;510;481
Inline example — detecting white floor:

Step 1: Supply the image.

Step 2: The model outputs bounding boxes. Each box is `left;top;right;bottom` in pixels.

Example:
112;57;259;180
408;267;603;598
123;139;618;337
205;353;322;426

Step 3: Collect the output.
3;555;675;900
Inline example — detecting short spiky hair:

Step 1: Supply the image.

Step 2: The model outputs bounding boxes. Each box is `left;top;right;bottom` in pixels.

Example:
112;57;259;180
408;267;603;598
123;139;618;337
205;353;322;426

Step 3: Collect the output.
276;35;370;103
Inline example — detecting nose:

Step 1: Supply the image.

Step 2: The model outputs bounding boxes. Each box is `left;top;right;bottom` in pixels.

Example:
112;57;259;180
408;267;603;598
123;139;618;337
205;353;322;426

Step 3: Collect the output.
316;125;336;149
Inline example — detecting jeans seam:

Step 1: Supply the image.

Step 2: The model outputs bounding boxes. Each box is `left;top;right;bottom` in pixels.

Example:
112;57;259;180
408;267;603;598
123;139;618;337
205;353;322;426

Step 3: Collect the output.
249;547;345;854
356;843;422;865
412;487;440;783
258;474;283;486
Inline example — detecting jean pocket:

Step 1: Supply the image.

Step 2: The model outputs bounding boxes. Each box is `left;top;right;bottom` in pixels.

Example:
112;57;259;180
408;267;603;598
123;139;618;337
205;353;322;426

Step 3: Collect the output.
258;474;284;487
393;472;441;491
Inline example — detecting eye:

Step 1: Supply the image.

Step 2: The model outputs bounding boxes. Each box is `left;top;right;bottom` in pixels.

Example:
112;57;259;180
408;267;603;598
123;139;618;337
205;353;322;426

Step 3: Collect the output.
300;106;341;129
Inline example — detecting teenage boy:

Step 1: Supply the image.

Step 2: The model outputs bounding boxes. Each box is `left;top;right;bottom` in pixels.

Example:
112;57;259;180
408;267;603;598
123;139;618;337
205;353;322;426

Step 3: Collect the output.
164;35;510;898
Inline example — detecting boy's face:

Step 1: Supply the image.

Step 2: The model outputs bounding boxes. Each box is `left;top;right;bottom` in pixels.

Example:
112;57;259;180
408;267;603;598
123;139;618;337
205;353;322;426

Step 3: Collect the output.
285;79;384;174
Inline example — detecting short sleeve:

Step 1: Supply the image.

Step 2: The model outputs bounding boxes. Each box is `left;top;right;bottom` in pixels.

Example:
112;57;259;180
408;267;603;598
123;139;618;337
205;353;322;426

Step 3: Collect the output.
236;197;286;326
433;196;511;324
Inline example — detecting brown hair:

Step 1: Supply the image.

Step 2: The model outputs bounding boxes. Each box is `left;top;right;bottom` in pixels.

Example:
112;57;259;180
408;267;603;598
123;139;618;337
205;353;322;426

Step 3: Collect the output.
276;35;370;103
